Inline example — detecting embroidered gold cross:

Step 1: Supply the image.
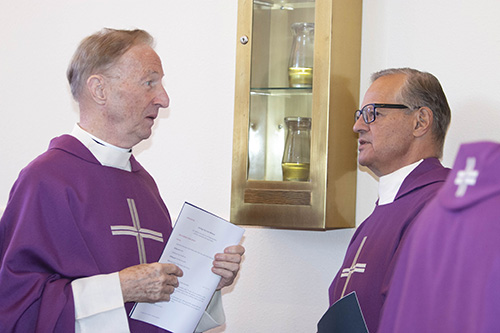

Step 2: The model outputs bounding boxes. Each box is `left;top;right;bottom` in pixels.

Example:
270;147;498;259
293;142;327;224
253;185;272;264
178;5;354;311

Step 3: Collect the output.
110;198;164;264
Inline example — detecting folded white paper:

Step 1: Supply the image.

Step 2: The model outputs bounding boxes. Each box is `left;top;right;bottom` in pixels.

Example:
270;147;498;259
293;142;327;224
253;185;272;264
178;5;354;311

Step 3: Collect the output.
130;202;244;333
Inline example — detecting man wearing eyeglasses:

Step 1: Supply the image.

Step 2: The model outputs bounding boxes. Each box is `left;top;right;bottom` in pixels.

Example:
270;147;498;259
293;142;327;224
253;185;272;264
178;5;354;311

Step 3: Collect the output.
326;68;451;333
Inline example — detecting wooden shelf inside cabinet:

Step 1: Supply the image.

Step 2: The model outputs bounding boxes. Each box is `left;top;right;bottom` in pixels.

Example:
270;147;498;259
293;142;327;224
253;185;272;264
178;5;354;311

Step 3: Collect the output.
230;0;362;230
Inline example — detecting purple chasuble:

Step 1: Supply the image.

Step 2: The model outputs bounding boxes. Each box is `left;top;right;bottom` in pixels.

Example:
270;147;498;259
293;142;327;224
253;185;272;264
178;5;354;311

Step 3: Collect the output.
327;158;449;333
0;135;174;332
379;142;500;333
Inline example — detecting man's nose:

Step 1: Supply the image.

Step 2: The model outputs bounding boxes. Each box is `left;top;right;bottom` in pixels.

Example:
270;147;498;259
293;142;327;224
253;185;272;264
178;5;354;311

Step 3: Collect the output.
155;85;170;108
353;114;368;133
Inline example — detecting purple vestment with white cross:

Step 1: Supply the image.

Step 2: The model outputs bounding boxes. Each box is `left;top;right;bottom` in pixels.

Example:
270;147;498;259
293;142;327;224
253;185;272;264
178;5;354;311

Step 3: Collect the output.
328;158;449;333
0;135;173;332
379;141;500;333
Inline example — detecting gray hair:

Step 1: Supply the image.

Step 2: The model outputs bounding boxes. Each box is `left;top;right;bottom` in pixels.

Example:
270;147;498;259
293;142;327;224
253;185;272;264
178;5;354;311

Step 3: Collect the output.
371;68;451;157
67;28;154;101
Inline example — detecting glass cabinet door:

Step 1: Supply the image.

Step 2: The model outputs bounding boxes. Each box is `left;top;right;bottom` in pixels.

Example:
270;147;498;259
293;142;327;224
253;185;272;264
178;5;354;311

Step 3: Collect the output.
231;0;362;230
248;0;315;182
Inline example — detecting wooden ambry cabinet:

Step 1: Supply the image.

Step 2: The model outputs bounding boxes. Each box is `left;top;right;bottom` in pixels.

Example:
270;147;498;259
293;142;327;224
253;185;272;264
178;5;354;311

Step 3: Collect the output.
230;0;362;230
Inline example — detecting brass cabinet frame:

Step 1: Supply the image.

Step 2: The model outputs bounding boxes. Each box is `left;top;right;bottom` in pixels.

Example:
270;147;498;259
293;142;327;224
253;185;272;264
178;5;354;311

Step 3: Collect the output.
231;0;362;230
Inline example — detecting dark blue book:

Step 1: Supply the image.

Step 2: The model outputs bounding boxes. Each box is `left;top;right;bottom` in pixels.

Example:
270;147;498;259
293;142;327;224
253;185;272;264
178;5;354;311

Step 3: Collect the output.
317;292;369;333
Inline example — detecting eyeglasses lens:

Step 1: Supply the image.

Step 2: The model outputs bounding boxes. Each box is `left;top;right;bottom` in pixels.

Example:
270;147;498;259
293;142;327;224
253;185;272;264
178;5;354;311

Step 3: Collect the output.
355;105;377;124
365;105;375;123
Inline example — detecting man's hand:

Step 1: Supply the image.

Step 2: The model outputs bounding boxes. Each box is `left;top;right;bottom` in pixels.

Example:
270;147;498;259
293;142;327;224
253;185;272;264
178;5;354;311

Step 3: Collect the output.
212;245;245;290
119;263;183;303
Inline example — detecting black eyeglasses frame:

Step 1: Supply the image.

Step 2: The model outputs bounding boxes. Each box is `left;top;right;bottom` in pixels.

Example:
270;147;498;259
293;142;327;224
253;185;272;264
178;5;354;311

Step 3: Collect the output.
355;103;409;124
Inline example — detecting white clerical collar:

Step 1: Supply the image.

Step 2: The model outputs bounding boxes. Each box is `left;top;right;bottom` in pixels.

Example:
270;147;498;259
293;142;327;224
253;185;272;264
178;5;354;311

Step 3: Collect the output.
378;159;423;205
70;124;132;171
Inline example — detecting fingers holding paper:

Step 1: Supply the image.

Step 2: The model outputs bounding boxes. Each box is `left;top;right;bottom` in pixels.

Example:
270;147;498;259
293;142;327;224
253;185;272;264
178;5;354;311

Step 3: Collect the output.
213;244;245;290
119;262;183;303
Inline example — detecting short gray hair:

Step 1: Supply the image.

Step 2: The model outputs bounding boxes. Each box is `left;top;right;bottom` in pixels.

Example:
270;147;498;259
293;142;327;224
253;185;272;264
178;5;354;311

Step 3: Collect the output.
371;68;451;157
67;28;154;101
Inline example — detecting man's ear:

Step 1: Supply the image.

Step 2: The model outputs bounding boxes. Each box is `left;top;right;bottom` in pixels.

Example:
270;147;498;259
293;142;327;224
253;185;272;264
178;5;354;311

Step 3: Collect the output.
413;107;433;137
86;75;107;105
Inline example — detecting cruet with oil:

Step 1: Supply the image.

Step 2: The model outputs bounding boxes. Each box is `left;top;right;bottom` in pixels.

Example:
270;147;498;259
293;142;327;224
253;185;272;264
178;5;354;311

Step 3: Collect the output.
282;117;311;181
288;22;314;88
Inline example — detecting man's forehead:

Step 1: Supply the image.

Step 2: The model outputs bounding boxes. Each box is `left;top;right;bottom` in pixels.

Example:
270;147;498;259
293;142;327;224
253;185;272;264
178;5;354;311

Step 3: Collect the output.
114;44;164;76
363;74;406;103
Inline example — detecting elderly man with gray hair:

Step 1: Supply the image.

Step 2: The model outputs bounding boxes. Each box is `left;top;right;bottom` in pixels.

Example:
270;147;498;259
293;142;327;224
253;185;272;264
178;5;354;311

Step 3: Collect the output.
0;28;244;332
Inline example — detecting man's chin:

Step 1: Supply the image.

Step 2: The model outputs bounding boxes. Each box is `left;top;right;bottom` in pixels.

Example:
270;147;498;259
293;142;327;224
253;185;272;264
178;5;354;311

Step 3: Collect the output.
141;127;153;139
357;154;370;168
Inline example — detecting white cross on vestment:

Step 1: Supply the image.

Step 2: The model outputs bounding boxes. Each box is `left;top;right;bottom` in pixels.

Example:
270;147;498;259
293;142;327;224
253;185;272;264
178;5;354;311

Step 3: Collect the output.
110;198;164;264
340;236;367;298
454;157;479;197
341;263;367;277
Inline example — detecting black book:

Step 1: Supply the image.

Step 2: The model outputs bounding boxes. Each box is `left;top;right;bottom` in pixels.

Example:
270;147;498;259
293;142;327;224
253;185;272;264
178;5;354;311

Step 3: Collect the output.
317;292;368;333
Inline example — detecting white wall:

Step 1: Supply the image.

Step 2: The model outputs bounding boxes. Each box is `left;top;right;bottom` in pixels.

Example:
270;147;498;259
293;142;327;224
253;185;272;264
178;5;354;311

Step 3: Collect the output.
1;1;500;332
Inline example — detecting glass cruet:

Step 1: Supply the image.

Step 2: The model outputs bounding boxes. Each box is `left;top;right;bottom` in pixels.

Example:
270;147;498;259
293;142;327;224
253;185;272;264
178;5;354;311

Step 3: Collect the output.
288;22;315;88
282;117;312;181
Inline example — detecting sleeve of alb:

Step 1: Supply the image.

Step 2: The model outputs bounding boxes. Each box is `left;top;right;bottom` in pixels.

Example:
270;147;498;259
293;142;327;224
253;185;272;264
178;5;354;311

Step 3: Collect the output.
195;290;226;332
72;272;130;333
